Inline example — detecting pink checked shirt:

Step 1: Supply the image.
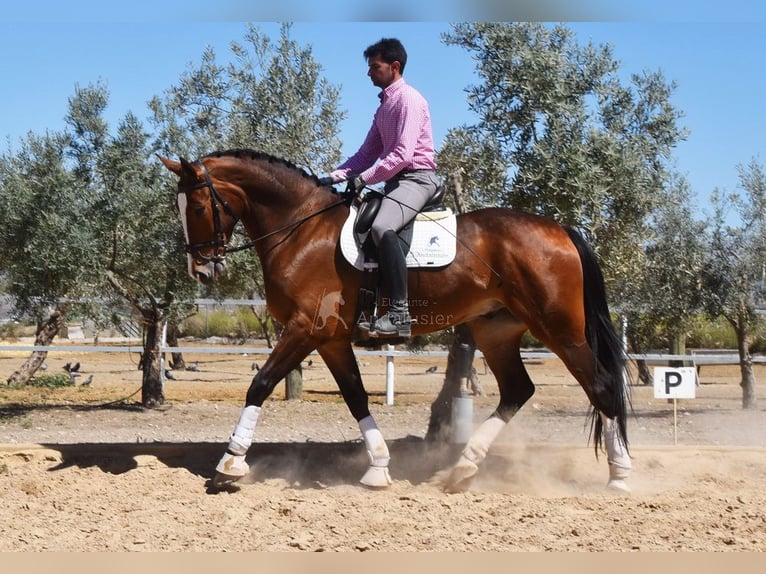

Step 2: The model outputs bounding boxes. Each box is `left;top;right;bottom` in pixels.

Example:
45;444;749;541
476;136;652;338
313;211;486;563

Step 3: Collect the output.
333;78;436;186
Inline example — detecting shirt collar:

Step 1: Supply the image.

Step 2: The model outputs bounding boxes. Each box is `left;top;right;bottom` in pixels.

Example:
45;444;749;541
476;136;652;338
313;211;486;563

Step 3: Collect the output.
378;77;406;101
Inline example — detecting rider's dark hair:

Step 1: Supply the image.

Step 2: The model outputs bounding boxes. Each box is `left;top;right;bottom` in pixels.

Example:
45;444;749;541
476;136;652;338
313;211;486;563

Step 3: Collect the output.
364;38;407;74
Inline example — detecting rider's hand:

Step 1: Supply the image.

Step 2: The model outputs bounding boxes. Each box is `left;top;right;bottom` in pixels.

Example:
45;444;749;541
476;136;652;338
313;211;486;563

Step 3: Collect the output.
329;170;347;183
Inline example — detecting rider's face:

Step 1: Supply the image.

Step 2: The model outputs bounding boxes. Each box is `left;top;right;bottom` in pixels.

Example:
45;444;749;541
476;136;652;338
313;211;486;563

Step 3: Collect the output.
367;55;400;89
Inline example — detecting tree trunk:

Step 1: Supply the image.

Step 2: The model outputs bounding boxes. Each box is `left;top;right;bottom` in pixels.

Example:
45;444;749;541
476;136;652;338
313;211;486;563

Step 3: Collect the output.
668;333;687;368
734;321;757;409
7;307;65;385
449;171;467;214
285;366;303;400
426;324;476;442
250;305;274;348
141;311;165;408
625;331;651;385
166;321;185;370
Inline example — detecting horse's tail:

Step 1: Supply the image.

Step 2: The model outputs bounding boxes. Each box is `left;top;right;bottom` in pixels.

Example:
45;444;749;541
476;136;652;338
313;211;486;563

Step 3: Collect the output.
564;226;630;455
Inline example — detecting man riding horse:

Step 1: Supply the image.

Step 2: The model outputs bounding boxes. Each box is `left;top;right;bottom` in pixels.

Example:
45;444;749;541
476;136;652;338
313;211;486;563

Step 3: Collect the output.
327;37;441;338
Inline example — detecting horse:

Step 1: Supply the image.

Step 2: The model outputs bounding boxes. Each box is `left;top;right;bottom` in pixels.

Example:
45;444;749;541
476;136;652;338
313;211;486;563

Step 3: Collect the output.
160;149;632;493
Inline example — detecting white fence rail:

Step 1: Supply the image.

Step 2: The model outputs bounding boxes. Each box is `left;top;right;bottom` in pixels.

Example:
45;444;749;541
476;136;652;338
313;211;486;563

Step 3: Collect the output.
2;343;763;405
1;344;763;365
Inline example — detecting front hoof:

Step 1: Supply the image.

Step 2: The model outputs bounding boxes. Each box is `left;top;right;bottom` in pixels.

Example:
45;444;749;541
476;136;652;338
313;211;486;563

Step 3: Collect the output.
215;452;249;478
360;465;393;488
209;473;243;492
443;456;479;493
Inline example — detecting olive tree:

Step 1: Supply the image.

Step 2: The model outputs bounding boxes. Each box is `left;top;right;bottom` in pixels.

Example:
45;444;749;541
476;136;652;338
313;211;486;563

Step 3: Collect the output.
620;174;707;381
427;23;686;433
63;82;199;406
441;23;687;296
0;131;102;384
149;23;345;372
701;159;766;409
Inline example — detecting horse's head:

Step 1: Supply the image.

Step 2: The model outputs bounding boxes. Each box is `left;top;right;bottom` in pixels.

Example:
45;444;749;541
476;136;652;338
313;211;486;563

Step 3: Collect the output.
160;155;239;285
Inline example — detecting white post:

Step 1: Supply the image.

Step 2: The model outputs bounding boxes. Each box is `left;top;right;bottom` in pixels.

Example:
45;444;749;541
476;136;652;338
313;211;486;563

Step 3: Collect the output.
385;344;395;406
621;314;629;386
160;320;168;383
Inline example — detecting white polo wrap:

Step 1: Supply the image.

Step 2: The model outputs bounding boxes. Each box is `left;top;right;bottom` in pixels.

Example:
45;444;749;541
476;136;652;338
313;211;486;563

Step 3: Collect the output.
358;415;390;467
461;416;506;465
227;405;261;456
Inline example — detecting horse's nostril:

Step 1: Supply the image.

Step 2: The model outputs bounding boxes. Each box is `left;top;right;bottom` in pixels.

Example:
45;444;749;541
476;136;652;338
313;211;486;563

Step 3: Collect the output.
194;271;212;285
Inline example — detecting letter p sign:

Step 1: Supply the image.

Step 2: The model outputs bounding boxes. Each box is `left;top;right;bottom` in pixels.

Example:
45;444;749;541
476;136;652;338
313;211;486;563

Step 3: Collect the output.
653;367;696;399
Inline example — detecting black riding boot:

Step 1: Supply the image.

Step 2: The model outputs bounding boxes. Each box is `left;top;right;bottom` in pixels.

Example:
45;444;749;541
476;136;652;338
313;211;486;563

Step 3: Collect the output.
374;230;411;337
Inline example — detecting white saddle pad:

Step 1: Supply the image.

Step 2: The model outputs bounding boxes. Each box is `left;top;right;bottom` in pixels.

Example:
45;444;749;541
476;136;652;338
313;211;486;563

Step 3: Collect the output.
340;205;457;270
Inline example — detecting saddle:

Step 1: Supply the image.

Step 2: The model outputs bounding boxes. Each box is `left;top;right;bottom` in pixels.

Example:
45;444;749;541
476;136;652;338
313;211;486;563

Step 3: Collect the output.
339;183;457;271
338;183;457;342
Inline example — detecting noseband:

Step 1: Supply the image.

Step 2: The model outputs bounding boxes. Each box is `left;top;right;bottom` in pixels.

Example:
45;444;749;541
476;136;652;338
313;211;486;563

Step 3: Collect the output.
179;161;236;264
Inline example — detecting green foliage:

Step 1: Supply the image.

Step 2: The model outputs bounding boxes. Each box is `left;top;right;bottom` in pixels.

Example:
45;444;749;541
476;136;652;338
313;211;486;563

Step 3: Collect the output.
27;373;72;388
149;23;344;306
179;308;276;340
441;23;687;296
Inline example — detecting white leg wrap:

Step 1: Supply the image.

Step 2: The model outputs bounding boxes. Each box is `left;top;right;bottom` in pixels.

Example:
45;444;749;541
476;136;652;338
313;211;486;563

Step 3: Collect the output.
600;412;632;492
358;415;392;488
359;415;390;466
444;416;506;492
227;405;261;456
461;416;507;466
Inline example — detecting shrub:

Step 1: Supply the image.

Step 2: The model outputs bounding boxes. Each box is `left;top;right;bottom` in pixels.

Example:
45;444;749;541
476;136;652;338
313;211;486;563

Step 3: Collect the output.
27;373;72;388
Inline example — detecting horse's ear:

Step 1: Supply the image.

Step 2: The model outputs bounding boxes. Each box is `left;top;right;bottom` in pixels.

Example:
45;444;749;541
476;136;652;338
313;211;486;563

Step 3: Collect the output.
158;154;182;176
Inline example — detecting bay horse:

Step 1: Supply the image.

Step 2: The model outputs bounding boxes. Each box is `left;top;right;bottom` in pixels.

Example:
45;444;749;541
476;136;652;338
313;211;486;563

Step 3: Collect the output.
160;149;632;492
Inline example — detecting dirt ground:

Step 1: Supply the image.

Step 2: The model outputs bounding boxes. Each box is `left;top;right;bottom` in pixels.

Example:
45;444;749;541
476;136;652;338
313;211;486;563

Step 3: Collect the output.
1;339;766;552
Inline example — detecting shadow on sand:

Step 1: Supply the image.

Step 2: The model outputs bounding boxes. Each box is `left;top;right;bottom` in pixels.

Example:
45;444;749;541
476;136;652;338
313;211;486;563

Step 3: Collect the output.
30;437;465;492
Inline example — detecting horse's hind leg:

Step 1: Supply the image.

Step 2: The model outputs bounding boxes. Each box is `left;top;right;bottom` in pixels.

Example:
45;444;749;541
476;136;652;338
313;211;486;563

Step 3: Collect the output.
556;343;631;492
443;312;534;492
316;339;392;488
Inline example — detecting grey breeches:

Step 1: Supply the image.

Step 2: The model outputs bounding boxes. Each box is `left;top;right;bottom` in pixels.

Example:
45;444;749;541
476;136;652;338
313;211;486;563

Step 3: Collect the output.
370;170;441;246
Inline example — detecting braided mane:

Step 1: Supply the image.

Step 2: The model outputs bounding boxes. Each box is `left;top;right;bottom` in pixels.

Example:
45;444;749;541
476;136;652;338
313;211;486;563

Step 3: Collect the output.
203;148;319;183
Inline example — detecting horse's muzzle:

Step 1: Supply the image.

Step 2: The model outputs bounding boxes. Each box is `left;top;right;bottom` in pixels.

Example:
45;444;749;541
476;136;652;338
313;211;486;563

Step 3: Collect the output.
190;258;226;285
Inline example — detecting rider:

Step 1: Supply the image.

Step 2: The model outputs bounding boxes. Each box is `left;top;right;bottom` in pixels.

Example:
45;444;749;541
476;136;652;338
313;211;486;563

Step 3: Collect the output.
329;37;440;337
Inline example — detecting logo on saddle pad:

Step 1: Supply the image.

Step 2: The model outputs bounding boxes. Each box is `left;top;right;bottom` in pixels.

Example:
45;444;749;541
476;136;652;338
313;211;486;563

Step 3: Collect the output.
339;205;457;271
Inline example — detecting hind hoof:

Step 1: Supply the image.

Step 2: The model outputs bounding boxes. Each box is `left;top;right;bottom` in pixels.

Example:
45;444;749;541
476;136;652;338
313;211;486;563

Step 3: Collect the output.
360;465;393;488
607;479;631;493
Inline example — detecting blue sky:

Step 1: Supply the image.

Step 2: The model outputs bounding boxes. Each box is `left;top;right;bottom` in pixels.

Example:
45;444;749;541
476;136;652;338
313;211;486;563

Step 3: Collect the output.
1;12;765;218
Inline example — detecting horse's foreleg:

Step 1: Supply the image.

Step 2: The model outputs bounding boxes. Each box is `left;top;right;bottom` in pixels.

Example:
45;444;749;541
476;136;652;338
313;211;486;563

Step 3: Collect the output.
358;415;393;488
317;339;392;488
213;320;316;489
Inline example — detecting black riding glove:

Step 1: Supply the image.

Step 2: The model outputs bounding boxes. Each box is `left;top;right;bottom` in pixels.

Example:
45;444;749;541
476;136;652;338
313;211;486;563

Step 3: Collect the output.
345;175;366;197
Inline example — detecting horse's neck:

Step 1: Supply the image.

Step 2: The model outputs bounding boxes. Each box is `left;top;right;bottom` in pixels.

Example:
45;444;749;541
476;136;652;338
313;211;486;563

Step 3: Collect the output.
242;176;342;266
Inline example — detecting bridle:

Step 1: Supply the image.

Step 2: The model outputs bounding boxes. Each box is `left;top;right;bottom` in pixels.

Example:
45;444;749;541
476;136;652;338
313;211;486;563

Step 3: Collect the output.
178;159;350;262
178;160;235;265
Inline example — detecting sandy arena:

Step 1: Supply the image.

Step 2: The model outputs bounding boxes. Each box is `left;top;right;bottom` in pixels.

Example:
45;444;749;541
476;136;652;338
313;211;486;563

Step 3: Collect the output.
1;341;765;551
